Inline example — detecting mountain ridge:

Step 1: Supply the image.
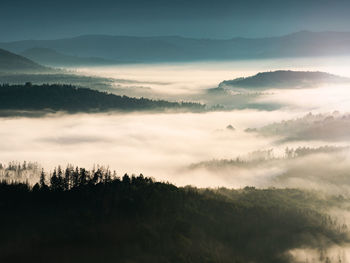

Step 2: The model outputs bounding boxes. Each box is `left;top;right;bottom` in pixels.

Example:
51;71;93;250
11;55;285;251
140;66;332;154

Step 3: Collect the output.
0;48;49;72
2;31;350;63
20;48;121;67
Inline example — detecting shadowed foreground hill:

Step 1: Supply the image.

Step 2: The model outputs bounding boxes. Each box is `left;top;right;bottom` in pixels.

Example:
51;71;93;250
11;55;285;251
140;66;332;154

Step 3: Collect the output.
0;83;204;114
0;168;348;263
0;48;49;72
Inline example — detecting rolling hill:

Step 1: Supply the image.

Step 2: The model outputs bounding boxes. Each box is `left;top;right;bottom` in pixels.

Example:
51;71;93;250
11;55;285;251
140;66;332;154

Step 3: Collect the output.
216;70;349;91
0;48;48;72
20;48;119;67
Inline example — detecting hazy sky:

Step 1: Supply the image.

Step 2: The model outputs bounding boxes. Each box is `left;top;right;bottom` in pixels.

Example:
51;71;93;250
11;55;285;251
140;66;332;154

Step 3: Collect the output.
1;0;350;41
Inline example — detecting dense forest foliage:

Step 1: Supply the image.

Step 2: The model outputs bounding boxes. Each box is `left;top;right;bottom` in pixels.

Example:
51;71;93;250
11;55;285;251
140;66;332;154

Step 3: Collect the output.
0;166;348;263
0;83;205;113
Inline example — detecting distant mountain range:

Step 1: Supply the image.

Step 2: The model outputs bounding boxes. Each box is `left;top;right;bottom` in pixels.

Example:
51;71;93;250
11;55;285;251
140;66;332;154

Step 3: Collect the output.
0;48;48;72
215;70;349;91
1;31;350;64
20;48;119;67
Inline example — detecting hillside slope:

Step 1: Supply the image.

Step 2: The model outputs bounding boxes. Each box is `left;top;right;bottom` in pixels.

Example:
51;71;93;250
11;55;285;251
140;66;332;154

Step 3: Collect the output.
217;70;349;90
20;48;118;67
0;48;48;72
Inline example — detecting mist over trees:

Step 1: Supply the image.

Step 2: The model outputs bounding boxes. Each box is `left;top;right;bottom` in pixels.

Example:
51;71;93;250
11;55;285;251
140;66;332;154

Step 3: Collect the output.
0;161;40;185
190;146;350;169
245;112;350;142
187;146;350;196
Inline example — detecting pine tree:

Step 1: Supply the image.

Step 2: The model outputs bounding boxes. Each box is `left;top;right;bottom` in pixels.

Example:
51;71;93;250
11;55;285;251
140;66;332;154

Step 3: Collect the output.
39;169;46;188
50;169;59;191
64;167;72;190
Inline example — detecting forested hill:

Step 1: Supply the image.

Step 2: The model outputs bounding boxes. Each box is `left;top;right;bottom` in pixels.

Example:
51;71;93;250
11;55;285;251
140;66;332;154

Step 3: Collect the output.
0;83;205;113
0;168;348;263
218;70;348;90
0;48;48;72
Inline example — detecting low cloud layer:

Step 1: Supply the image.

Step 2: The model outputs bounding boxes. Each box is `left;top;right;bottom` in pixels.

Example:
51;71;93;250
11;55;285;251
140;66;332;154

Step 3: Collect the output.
187;146;350;194
3;58;350;188
0;110;296;183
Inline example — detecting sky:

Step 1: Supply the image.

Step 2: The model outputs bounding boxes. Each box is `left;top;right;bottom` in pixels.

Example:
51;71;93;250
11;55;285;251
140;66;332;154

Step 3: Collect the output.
1;0;350;41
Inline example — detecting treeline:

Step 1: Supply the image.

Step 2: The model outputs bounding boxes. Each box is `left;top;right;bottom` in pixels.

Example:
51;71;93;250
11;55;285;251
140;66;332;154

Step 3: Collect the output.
0;83;205;112
36;166;140;191
0;166;348;263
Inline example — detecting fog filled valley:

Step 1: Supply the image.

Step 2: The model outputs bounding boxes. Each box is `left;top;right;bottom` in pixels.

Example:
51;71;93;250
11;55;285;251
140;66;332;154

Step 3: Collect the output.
3;53;350;262
3;57;350;182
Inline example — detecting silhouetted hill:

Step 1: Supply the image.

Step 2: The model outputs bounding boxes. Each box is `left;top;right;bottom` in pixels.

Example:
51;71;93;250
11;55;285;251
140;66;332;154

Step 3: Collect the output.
0;169;347;263
0;83;205;114
20;48;120;67
2;31;350;63
217;70;349;90
0;48;48;72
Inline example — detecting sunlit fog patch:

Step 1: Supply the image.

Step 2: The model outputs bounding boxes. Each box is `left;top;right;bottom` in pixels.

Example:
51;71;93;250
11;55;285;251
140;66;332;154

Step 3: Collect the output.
254;84;350;112
288;245;350;263
0;110;298;185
